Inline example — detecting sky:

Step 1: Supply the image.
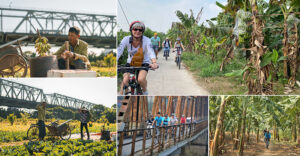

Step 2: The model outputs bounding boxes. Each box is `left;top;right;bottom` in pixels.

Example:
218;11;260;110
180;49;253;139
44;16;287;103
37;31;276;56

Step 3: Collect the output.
8;78;117;107
117;0;227;33
0;0;116;15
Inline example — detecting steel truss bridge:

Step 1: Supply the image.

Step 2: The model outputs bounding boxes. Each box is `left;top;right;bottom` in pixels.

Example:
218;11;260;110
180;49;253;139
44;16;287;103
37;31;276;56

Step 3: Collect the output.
0;78;96;109
0;8;116;48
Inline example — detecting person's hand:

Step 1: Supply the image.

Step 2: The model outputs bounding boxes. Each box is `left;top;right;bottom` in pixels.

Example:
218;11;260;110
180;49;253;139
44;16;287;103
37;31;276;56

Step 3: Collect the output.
62;51;74;59
150;63;159;69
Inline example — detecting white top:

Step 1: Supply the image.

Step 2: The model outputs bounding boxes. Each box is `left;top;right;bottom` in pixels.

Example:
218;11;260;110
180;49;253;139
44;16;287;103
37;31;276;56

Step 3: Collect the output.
117;36;156;64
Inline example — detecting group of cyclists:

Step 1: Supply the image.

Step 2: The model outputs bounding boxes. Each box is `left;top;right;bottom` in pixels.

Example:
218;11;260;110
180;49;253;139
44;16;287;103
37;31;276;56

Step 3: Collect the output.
146;112;192;140
117;21;185;95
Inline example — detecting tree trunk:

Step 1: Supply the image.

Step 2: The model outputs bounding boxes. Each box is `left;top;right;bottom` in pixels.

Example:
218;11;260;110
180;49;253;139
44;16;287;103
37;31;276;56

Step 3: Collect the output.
256;128;259;143
282;18;289;78
239;101;248;156
211;96;228;156
247;117;251;144
235;119;242;149
246;0;273;94
274;124;276;142
297;115;300;144
294;116;298;142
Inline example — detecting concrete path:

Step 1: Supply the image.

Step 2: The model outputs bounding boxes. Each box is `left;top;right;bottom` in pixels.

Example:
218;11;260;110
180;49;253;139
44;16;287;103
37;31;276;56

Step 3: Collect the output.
147;50;209;95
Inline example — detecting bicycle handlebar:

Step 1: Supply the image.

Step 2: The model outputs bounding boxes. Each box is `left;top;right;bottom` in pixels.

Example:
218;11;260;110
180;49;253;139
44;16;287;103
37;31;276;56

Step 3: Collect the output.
117;65;159;73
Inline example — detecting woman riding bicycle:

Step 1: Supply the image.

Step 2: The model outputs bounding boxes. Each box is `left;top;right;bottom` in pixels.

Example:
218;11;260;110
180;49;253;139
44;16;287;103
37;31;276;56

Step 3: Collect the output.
173;37;185;62
117;21;158;95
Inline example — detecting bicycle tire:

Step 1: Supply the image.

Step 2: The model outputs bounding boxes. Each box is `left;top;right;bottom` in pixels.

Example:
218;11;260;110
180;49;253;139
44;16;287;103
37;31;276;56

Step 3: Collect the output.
27;125;39;141
178;56;181;70
60;126;72;140
165;51;168;61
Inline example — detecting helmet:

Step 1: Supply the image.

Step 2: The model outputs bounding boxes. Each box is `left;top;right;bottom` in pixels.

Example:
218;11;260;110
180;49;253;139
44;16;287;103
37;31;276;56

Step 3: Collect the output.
129;21;145;32
154;32;157;35
176;37;181;41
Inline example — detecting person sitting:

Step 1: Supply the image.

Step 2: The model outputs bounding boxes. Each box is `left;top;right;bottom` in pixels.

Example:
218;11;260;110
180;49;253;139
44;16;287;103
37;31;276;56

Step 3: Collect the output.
55;26;91;70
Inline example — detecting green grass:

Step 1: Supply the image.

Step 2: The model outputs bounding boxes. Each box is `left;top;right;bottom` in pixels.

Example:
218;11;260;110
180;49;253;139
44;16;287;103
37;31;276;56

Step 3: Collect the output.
181;52;248;94
182;52;246;78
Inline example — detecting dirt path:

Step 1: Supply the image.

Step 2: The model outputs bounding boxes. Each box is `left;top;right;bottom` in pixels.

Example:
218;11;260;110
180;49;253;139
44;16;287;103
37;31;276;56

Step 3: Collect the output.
147;50;209;95
221;134;300;156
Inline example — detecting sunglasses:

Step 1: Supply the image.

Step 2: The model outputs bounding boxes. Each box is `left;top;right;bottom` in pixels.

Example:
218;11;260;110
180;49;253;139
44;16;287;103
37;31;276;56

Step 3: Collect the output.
133;28;143;32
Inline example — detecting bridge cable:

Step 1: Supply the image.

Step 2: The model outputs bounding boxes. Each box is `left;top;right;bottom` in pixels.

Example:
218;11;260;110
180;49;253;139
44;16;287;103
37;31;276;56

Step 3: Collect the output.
118;0;130;25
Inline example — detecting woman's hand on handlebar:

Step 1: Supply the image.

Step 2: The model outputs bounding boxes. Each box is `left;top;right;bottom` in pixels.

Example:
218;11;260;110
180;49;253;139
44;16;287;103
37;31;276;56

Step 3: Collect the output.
150;63;159;69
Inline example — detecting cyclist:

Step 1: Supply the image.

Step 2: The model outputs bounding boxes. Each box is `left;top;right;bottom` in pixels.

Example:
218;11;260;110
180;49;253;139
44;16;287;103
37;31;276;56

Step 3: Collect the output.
173;37;185;62
162;114;170;139
117;21;158;95
180;114;186;135
146;114;154;137
264;130;271;149
153;112;163;137
162;37;172;58
151;33;160;59
170;114;178;137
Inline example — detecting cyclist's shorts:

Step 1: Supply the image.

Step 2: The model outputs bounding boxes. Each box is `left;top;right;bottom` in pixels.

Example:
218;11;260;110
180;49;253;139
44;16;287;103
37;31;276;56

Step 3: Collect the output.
152;45;159;51
126;63;149;72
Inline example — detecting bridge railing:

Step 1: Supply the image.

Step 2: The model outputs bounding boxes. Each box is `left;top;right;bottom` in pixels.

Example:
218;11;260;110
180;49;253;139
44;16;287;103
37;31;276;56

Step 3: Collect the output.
117;120;208;156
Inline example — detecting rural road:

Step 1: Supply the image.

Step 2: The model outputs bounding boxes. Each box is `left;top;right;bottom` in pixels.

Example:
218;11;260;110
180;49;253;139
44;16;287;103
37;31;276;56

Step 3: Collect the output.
147;50;209;95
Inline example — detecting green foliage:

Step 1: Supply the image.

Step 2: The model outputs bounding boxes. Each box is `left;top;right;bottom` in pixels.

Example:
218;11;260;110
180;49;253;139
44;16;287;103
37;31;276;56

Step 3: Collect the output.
0;131;28;142
7;113;16;126
20;113;30;125
182;52;245;77
0;139;116;156
103;53;116;67
35;36;51;57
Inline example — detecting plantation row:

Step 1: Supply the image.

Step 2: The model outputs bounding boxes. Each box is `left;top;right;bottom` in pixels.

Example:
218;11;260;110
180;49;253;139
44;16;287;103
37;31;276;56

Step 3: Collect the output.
209;96;300;155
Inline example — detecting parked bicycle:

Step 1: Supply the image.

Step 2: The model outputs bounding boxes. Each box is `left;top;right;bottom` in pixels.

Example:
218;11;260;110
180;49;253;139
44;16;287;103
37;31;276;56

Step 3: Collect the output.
27;119;72;141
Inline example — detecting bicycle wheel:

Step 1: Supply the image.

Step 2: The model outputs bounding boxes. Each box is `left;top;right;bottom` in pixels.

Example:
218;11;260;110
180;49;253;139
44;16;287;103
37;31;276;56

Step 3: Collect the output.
178;56;181;70
27;125;39;141
130;86;135;95
165;51;168;60
60;126;72;140
136;85;143;95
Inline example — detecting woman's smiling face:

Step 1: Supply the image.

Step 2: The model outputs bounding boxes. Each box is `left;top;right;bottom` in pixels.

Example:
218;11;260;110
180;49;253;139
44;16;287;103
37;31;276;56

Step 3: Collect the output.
131;26;143;38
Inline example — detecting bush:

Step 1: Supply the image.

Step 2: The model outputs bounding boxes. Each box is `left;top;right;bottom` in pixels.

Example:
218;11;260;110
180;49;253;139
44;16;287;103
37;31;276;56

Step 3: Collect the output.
7;113;16;126
181;52;245;78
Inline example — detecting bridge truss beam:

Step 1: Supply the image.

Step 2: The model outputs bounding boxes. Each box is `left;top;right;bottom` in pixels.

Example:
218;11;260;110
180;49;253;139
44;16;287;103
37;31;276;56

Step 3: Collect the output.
0;8;116;37
0;79;96;109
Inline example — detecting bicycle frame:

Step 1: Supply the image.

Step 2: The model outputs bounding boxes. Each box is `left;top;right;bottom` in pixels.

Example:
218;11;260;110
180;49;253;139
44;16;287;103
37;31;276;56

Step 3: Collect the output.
118;66;150;95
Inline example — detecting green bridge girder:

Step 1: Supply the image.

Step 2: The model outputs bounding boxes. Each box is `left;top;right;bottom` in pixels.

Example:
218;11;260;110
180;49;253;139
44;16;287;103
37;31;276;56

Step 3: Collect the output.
0;78;96;109
0;8;116;48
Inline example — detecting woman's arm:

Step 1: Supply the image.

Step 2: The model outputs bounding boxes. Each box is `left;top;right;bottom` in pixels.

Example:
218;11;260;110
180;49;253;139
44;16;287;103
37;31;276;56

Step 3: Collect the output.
181;42;185;51
117;37;129;61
